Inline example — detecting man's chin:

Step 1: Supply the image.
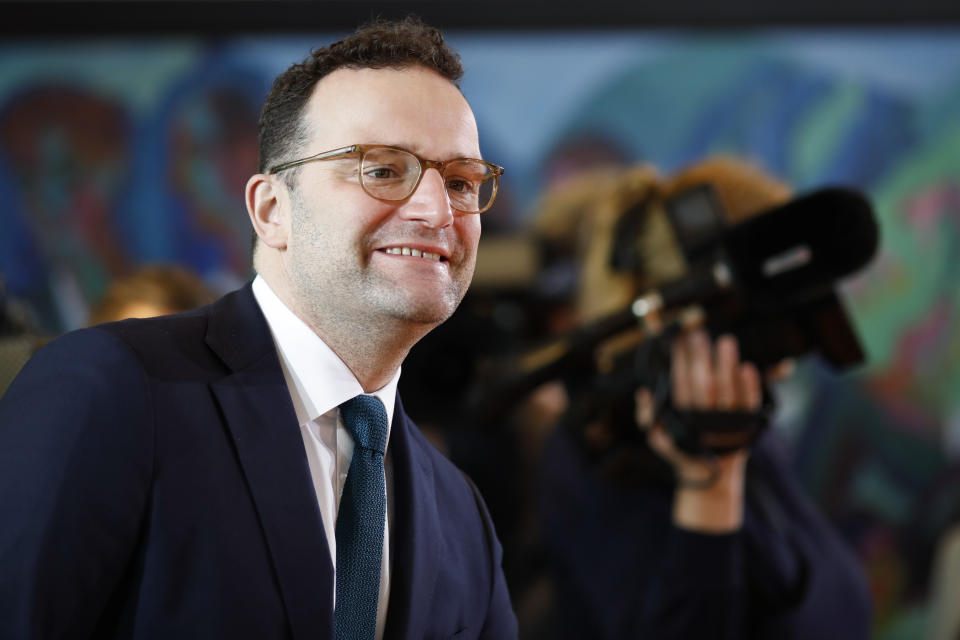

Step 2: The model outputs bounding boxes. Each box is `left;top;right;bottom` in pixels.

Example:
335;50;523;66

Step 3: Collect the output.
393;305;455;328
388;293;461;327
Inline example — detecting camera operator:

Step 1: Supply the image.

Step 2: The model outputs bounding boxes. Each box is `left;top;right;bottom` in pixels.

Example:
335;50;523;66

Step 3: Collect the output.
532;157;872;639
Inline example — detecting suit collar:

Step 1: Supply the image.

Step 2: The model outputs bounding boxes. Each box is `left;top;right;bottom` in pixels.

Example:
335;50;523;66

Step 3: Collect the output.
207;284;335;639
206;285;444;639
250;275;400;436
384;397;443;639
205;282;277;372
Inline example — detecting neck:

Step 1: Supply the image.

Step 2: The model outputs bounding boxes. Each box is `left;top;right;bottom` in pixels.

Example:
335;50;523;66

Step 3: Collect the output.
256;262;432;393
310;311;432;393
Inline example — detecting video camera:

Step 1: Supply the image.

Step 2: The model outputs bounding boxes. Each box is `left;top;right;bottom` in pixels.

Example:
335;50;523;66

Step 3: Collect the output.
484;183;879;458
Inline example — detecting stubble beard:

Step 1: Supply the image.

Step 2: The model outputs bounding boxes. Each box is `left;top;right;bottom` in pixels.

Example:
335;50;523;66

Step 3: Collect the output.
287;216;472;337
288;253;470;349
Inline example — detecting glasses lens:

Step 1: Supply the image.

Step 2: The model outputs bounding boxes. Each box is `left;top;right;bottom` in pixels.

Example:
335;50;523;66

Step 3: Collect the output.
361;147;421;200
444;160;497;213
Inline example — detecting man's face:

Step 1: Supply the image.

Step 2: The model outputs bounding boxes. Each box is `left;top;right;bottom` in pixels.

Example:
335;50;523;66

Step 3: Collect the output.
280;66;482;333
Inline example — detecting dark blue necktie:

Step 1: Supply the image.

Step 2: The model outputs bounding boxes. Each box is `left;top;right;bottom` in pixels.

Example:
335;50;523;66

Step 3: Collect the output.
335;395;388;640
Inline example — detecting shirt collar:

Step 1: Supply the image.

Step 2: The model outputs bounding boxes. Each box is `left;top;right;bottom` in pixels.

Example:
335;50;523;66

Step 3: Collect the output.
251;275;399;431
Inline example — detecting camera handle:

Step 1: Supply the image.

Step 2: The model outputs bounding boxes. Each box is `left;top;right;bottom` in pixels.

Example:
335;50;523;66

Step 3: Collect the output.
633;321;776;458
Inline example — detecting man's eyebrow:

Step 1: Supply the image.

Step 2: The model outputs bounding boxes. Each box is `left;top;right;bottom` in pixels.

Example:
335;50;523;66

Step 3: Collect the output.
382;142;482;161
385;141;427;156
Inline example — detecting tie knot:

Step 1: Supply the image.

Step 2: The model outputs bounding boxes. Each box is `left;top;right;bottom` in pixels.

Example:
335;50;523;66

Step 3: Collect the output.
339;395;388;454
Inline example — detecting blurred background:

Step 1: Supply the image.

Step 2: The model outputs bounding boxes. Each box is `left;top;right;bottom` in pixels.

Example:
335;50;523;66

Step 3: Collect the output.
2;1;960;637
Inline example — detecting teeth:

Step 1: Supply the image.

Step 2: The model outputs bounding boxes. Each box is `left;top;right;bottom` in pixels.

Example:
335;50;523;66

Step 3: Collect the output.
383;247;442;261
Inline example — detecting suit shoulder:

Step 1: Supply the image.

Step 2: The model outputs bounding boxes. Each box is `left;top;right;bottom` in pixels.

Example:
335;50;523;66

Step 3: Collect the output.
96;306;209;350
26;325;148;376
1;326;155;446
90;307;225;378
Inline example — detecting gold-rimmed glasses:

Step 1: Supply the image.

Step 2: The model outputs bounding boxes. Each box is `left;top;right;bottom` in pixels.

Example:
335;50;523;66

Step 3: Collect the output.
269;144;504;214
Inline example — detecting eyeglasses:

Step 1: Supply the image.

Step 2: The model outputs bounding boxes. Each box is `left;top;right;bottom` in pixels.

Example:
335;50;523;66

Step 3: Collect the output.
269;144;505;214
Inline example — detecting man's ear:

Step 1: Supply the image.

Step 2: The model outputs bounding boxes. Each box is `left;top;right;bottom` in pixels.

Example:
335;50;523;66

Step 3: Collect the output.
246;173;289;250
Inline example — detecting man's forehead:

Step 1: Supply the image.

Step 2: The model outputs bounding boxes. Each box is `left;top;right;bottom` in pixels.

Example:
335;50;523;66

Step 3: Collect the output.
302;65;480;158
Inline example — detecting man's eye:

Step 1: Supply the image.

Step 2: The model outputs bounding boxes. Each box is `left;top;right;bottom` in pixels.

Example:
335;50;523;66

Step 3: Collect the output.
365;166;400;180
446;178;477;193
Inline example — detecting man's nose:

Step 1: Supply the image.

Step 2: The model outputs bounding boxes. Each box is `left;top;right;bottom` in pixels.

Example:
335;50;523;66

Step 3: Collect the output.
398;168;454;228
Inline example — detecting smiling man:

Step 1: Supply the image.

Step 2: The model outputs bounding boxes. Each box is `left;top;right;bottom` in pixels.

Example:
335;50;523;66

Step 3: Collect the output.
249;64;486;391
0;18;516;640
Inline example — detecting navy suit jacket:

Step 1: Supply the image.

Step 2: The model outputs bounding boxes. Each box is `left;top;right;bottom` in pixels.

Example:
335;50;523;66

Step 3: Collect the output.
0;284;517;640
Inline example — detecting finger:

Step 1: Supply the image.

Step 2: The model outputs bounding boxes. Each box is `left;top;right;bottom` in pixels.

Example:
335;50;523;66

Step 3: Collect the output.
671;333;693;409
737;362;762;410
634;388;655;429
687;330;714;410
714;334;739;410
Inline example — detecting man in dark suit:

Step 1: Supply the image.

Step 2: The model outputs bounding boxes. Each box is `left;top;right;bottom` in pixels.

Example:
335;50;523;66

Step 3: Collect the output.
0;18;515;640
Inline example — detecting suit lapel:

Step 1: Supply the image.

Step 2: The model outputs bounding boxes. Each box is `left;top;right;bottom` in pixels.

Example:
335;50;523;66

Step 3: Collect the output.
206;285;334;640
384;399;443;639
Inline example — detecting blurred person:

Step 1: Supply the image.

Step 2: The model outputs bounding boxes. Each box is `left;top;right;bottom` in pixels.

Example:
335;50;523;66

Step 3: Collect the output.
531;157;872;639
0;18;517;640
88;264;214;324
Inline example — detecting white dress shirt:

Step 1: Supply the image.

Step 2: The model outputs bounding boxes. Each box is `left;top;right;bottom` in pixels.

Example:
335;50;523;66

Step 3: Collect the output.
252;275;397;640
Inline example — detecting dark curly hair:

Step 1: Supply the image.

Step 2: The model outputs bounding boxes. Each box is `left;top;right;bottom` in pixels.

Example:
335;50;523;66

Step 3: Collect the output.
258;16;464;176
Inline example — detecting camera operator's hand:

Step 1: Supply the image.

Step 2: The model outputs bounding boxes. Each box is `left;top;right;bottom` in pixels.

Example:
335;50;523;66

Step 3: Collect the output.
635;330;761;533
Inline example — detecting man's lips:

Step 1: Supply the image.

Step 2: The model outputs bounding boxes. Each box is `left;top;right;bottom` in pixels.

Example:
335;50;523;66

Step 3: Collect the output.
376;244;449;262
